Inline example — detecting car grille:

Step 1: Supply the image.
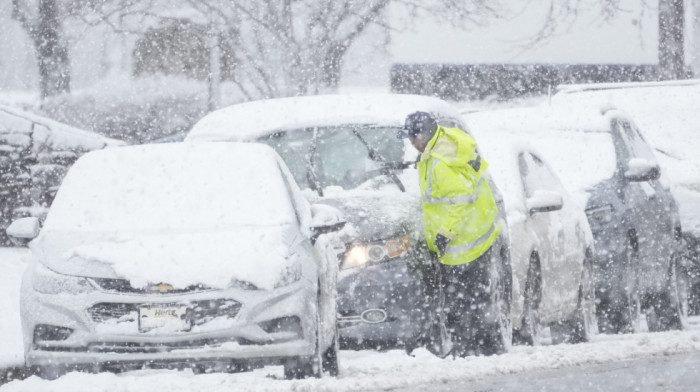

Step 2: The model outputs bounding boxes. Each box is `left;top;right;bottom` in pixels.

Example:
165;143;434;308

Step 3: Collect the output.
87;299;242;326
89;278;211;294
86;338;244;353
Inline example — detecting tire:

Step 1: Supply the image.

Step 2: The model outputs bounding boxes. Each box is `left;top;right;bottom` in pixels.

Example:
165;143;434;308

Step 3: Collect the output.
690;280;700;316
596;239;641;335
477;243;512;356
31;365;67;380
646;253;686;332
285;275;339;379
283;355;319;380
513;253;541;346
321;329;339;377
551;255;597;344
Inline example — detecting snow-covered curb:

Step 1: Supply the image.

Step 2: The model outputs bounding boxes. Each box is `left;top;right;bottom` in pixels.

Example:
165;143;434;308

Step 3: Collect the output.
2;323;700;391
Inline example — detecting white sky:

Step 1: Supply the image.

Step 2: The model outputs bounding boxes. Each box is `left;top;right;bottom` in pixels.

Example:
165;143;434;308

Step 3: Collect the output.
389;1;682;64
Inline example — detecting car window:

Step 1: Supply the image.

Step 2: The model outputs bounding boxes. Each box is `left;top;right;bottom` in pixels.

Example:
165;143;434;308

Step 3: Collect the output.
258;125;405;190
613;119;656;162
519;151;564;198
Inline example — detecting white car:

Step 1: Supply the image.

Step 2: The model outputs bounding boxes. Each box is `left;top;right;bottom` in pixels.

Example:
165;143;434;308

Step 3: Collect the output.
467;128;597;345
8;142;343;379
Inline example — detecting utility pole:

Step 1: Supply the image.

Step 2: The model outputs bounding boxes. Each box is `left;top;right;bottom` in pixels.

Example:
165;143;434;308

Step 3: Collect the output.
658;0;686;80
693;0;700;76
207;22;221;112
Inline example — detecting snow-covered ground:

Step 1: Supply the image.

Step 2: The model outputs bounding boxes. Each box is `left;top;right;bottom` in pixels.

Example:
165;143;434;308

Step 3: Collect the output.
2;247;700;391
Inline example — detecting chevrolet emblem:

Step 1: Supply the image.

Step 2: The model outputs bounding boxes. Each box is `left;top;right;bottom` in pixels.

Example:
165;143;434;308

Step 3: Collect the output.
154;283;174;293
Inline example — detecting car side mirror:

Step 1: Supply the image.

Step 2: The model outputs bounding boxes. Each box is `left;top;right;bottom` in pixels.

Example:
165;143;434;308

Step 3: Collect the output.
309;204;346;243
6;217;41;246
526;190;564;215
624;158;660;182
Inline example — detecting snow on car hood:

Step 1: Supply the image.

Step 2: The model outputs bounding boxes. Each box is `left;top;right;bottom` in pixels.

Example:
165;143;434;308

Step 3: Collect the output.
304;172;423;242
36;226;298;291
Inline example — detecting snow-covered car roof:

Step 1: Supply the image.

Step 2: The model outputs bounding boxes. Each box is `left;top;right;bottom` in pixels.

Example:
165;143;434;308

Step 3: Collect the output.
186;93;465;141
552;79;700;165
552;80;700;235
0;104;124;150
466;106;618;208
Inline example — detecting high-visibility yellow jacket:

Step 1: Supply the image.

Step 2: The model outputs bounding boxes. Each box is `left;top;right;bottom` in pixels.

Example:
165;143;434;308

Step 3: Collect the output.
418;126;501;265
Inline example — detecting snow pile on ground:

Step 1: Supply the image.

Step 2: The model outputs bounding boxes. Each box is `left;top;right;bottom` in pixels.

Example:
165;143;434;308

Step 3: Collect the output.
2;325;700;392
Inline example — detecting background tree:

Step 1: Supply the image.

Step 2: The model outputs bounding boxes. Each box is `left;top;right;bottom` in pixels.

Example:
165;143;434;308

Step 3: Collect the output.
11;0;71;99
658;0;685;79
70;0;505;99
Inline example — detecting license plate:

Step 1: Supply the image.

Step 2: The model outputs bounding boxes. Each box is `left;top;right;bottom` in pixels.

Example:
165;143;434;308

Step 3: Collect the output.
138;304;190;333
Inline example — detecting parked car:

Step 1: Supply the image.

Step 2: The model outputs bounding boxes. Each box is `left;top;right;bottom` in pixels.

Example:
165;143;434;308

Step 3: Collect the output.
185;94;513;354
0;104;124;245
8;142;343;379
552;80;700;314
465;130;597;345
466;104;685;334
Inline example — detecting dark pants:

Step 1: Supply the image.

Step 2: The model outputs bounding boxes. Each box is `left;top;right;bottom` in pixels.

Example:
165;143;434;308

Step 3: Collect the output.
439;247;493;354
419;239;502;357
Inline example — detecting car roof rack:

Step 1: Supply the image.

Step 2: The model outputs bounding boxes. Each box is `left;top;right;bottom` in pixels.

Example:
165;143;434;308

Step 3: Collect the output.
555;79;700;94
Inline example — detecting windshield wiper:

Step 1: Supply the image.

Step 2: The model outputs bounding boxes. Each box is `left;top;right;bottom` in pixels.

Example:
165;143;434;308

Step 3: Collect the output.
306;128;323;197
351;129;406;192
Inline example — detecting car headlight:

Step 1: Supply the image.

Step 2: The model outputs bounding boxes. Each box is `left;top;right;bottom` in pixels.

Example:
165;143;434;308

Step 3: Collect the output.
32;263;94;295
341;235;411;269
585;204;613;229
274;262;302;289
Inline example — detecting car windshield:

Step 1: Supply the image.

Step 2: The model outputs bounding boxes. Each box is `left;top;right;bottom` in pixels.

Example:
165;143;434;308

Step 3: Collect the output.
258;125;405;191
43;144;297;233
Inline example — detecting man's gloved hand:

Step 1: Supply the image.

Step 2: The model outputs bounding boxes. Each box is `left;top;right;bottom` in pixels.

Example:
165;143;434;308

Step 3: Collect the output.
434;233;450;258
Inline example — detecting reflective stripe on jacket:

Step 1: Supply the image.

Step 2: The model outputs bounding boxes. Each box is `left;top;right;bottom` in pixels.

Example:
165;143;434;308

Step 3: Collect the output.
418;126;501;265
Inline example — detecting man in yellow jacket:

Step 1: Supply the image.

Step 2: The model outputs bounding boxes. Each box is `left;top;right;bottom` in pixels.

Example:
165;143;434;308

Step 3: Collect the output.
398;111;510;357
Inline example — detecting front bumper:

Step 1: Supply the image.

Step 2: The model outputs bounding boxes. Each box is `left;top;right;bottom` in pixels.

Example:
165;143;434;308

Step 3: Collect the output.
21;280;317;368
337;258;423;344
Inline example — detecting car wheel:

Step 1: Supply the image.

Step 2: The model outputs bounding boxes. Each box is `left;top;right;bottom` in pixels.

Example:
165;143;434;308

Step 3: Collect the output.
513;253;541;346
31;365;67;380
321;328;339;377
285;275;339;379
477;244;512;356
646;253;686;332
596;239;643;335
283;355;319;380
551;254;597;344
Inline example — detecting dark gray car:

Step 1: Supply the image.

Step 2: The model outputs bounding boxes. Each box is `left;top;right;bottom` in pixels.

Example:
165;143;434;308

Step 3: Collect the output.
0;104;124;245
466;105;685;334
185;94;512;353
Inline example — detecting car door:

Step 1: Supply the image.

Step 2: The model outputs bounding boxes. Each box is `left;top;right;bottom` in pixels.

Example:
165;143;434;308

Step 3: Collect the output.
519;151;583;320
612;119;676;267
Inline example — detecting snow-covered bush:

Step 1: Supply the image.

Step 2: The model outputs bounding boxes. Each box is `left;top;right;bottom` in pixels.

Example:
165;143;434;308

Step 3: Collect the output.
39;76;213;144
